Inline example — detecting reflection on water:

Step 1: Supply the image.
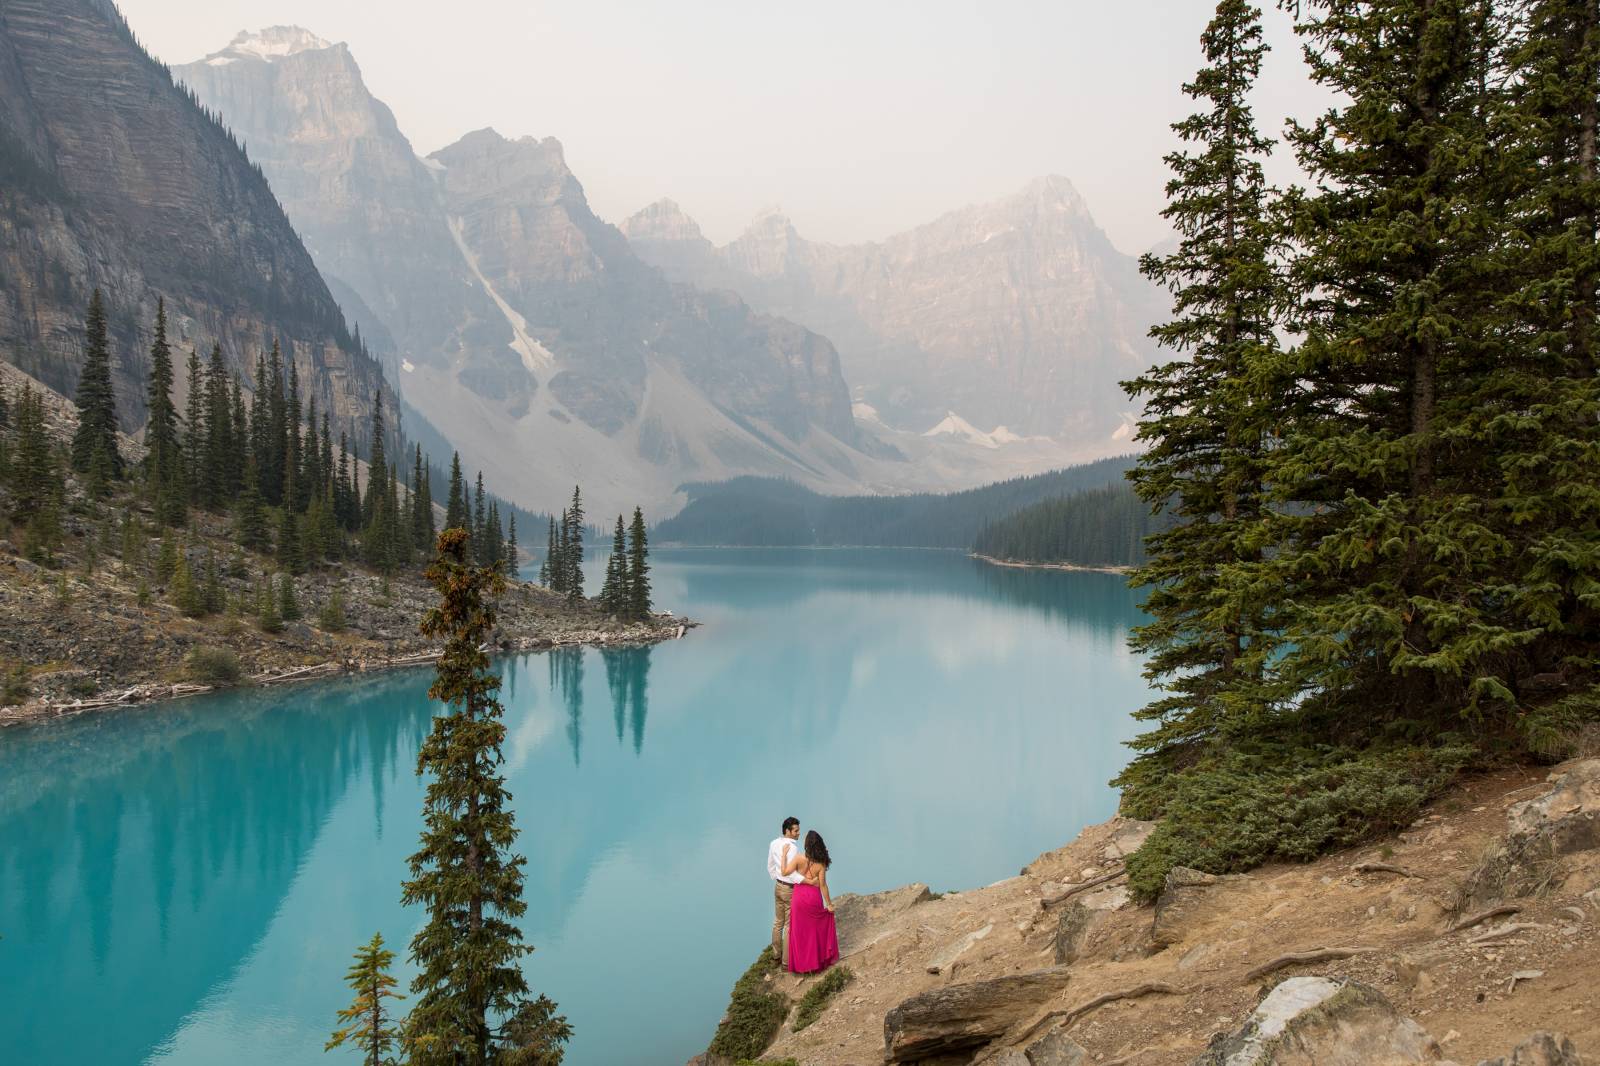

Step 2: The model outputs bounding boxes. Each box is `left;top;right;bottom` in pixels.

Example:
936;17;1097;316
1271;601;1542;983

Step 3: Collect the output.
0;548;1147;1066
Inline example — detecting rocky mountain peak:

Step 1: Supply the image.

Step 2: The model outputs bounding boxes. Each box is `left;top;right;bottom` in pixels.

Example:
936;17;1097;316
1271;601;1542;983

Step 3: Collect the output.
725;207;807;278
209;26;335;64
621;199;706;244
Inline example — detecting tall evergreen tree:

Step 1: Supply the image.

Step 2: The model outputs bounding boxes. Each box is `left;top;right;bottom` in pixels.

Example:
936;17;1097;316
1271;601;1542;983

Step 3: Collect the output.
411;445;434;549
1118;0;1286;793
229;376;248;498
1493;0;1600;738
445;452;468;532
473;472;488;562
326;932;405;1066
145;300;186;527
506;514;518;578
627;507;651;620
1264;0;1508;730
251;352;272;501
363;391;388;527
183;347;206;505
264;341;287;508
7;382;54;520
202;344;232;509
402;528;570;1065
541;516;557;588
236;459;271;553
70;289;124;488
599;515;628;614
563;486;584;603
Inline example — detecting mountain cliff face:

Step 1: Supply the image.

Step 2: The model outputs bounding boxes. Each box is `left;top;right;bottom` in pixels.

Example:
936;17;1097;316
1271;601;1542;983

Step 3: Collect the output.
0;4;390;442
179;34;869;516
624;177;1161;449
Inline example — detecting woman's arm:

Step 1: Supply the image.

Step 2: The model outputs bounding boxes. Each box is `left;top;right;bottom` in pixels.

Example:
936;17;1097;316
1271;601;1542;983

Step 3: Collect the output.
820;866;833;911
781;846;806;877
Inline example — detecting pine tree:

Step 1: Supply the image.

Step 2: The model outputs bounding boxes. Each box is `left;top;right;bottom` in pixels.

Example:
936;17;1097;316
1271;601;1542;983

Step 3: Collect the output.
70;289;124;489
445;452;468;532
1493;0;1600;737
277;572;301;622
473;472;487;562
236;460;271;553
336;433;356;530
627;507;651;620
1117;0;1286;794
563;486;584;603
286;361;305;512
600;515;628;614
266;342;286;508
402;528;570;1065
183;347;206;504
229;376;248;498
506;514;518;577
1264;0;1509;730
411;445;434;550
6;382;54;520
251;353;272;502
172;552;202;617
202;344;232;509
155;529;179;586
257;575;283;633
277;494;303;575
145;300;186;527
540;516;556;588
202;550;225;615
363;391;388;528
318;585;348;632
486;501;505;571
326;932;405;1066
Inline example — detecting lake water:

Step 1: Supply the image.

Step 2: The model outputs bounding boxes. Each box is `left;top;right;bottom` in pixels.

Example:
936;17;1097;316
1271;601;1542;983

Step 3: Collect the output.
0;548;1148;1066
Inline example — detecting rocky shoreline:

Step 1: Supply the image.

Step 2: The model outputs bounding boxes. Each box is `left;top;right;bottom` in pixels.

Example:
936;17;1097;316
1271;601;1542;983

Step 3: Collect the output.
697;758;1600;1065
970;552;1132;576
0;539;693;729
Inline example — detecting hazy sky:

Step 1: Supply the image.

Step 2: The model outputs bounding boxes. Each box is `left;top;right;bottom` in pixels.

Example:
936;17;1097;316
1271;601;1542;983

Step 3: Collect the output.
118;0;1332;255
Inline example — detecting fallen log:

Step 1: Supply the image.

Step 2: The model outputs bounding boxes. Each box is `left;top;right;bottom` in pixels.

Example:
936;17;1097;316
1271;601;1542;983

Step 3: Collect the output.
1013;982;1187;1045
1353;861;1419;878
1244;946;1379;982
1041;868;1126;908
1445;904;1520;935
1468;922;1546;945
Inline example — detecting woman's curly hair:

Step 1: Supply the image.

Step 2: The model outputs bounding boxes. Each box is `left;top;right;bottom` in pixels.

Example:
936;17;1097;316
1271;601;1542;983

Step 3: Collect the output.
804;829;831;868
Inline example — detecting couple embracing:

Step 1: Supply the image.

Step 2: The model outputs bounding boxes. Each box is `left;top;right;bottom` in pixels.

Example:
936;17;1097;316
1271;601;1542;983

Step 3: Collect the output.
767;816;839;974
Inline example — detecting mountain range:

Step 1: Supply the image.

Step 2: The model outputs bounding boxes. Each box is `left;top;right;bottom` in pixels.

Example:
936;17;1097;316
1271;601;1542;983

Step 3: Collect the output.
0;4;391;451
623;182;1160;447
175;26;1158;516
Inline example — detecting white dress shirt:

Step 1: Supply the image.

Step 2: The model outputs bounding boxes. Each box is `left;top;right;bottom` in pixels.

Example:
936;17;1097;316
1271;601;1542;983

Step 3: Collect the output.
768;836;804;884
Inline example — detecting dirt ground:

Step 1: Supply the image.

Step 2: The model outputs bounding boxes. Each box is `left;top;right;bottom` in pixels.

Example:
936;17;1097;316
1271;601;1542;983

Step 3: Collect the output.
751;763;1599;1065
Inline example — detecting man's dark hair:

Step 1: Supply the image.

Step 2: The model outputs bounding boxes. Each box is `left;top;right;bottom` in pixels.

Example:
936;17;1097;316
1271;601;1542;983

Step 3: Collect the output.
782;816;799;834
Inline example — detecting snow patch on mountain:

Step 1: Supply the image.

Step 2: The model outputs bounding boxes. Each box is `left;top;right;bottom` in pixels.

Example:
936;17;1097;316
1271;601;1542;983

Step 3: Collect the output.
444;215;556;376
923;411;1042;449
218;26;334;62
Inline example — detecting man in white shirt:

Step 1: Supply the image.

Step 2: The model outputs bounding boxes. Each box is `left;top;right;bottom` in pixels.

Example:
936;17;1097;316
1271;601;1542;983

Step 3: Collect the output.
767;816;804;965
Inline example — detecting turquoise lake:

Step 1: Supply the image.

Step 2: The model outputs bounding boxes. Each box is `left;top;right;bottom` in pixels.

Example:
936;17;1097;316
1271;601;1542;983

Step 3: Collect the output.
0;548;1149;1065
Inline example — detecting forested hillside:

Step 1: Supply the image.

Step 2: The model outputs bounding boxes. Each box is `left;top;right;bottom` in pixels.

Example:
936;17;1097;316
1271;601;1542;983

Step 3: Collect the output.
971;484;1171;569
654;456;1136;548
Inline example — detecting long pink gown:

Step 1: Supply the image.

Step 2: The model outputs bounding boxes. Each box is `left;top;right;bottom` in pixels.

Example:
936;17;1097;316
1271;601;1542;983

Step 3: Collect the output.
788;879;839;974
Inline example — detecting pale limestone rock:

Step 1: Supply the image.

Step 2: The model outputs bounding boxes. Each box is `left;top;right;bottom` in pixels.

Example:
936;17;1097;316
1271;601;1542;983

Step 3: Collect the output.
1475;1032;1586;1066
1191;976;1441;1066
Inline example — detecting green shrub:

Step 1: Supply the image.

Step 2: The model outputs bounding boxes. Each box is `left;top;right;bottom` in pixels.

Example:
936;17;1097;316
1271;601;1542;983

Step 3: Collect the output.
792;966;852;1032
185;645;245;688
737;1059;801;1066
65;675;98;698
1125;742;1475;903
707;947;789;1061
317;586;347;632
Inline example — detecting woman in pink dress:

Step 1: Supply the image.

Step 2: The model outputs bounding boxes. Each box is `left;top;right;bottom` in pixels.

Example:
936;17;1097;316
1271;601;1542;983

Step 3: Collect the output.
787;830;839;974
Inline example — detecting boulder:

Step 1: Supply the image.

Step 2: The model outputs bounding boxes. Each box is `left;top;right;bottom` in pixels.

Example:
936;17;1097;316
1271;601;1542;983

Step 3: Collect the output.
835;882;933;955
1508;759;1600;858
1192;976;1441;1066
928;923;992;972
1152;867;1240;948
883;966;1072;1063
1053;902;1102;966
1025;1023;1089;1065
1104;818;1158;860
1475;1032;1586;1066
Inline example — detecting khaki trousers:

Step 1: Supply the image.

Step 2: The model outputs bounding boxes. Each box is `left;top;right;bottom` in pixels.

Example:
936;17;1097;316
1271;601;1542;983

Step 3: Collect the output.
772;880;794;964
